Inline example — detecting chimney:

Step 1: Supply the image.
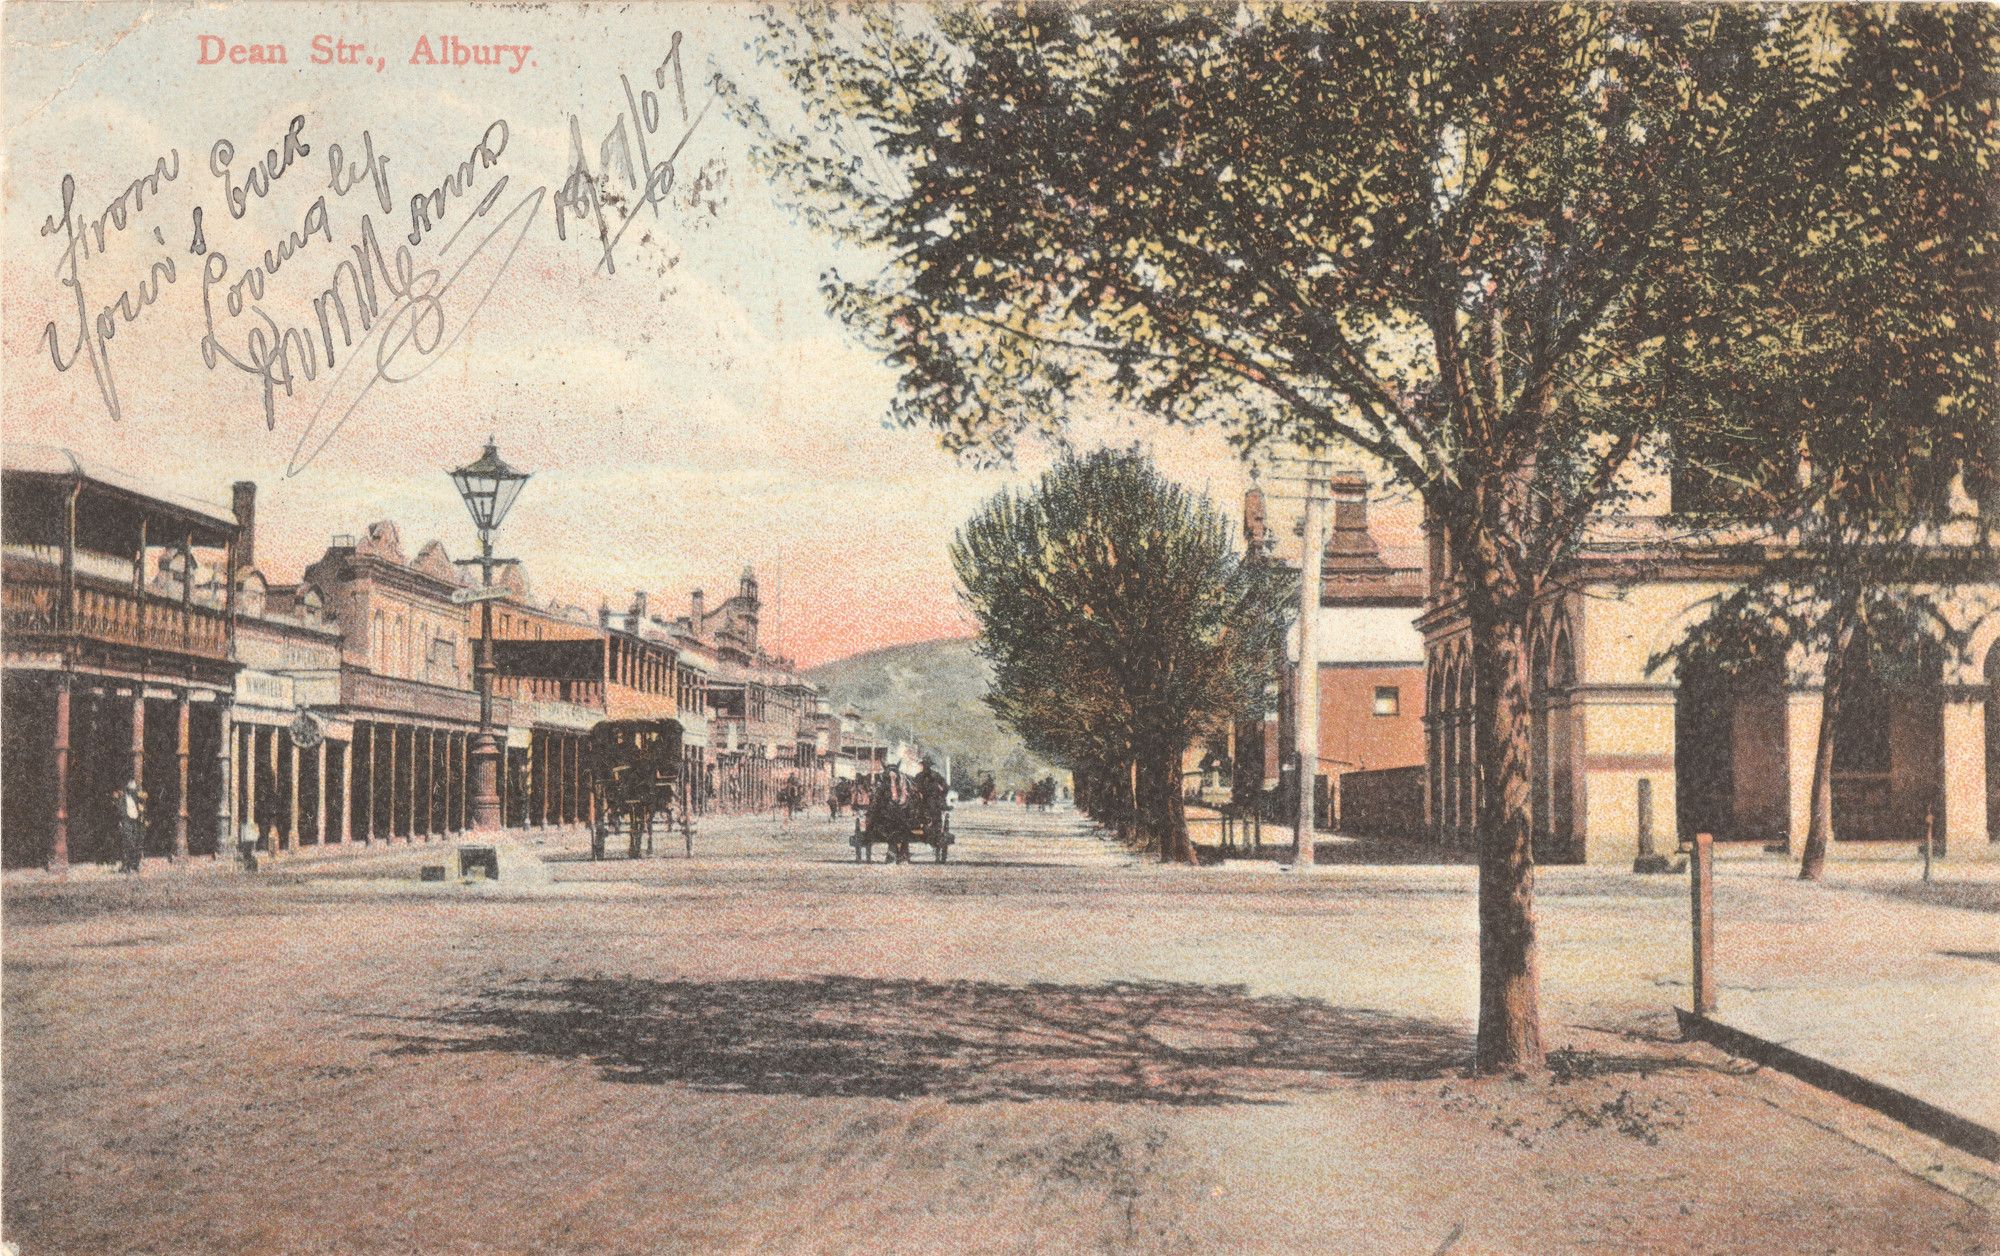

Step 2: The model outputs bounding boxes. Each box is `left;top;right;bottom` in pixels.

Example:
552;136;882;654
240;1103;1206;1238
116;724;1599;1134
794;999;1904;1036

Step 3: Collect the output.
1324;468;1388;572
691;588;705;622
231;481;257;571
630;590;648;622
1329;468;1369;535
1243;485;1267;552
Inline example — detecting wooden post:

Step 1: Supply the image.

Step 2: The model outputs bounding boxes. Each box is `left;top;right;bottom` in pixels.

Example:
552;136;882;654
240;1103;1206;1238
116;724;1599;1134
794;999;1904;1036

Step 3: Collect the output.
1690;831;1716;1015
1924;807;1935;884
1636;777;1654;858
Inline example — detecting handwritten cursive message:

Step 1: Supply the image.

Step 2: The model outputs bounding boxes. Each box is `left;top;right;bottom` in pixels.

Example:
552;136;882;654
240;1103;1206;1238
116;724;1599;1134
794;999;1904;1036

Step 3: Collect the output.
36;33;727;476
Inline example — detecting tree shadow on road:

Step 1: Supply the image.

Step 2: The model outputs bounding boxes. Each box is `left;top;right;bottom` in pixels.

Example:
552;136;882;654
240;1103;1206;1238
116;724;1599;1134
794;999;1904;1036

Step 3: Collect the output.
374;975;1477;1105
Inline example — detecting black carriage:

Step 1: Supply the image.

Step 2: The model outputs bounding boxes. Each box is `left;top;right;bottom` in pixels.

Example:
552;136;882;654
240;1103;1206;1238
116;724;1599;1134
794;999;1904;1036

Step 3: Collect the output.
851;770;953;864
585;718;693;859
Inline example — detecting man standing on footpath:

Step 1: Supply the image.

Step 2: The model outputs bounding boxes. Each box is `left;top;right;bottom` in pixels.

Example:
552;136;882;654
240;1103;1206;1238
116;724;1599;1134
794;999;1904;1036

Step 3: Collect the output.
117;776;146;873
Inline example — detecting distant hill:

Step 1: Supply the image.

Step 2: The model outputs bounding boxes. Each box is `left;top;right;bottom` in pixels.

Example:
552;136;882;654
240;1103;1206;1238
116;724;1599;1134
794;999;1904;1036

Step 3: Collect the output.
807;638;1060;791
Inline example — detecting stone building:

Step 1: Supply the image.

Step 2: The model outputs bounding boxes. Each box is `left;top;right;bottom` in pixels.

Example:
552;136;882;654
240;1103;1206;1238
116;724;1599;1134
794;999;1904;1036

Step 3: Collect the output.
667;570;829;811
1419;461;1999;864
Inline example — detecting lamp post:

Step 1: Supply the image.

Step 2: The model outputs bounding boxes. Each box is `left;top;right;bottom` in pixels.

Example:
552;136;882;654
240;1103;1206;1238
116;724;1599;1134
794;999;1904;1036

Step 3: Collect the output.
450;437;530;832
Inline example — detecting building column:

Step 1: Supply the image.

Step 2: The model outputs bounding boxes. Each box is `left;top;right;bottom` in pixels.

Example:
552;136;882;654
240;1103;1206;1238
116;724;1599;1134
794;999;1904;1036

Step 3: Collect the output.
286;735;301;854
432;730;444;839
215;698;234;857
546;733;560;827
533;731;547;828
173;691;191;862
339;737;354;844
404;726;417;841
243;726;259;850
360;728;376;844
314;737;330;848
388;728;400;844
430;729;443;838
445;732;458;835
557;735;570;826
570;736;581;826
49;676;72;873
1943;693;1992;858
415;729;429;840
381;725;394;840
129;686;147;807
406;727;419;840
365;724;381;843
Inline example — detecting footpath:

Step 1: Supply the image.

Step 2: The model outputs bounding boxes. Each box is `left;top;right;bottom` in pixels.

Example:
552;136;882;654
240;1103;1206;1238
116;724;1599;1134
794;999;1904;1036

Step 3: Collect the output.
1692;859;2000;1160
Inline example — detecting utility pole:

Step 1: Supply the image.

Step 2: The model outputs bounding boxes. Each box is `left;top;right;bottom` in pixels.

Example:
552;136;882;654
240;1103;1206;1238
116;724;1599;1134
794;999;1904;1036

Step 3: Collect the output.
1269;456;1334;869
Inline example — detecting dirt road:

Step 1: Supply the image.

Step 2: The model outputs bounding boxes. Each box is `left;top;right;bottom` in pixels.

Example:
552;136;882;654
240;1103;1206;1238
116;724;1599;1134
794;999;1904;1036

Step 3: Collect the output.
4;806;1992;1253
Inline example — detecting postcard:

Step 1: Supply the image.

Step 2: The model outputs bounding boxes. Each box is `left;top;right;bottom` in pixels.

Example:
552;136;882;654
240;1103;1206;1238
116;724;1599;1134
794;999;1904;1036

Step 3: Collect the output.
5;3;1995;1252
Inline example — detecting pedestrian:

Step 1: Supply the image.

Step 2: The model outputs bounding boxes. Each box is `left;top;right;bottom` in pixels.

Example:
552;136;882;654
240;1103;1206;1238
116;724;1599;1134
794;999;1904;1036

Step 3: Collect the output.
117;776;146;873
254;773;278;853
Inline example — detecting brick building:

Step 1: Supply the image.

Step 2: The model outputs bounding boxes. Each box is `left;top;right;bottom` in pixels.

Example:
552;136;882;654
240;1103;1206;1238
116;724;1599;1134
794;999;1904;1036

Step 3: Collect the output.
1231;472;1429;833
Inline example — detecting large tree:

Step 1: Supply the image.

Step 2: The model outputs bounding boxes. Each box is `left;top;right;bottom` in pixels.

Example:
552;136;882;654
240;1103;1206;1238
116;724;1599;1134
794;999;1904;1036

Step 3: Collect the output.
735;2;1997;1071
952;448;1289;862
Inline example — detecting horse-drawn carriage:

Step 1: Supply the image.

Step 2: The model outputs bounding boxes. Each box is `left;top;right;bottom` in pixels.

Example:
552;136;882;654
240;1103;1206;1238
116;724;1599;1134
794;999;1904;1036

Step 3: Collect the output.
851;767;953;863
586;718;693;859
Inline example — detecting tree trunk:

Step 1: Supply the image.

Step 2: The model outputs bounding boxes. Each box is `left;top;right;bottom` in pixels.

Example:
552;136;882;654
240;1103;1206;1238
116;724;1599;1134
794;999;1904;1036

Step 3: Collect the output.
1467;605;1546;1074
1126;755;1147;849
1799;613;1856;882
1133;749;1192;862
1141;746;1195;864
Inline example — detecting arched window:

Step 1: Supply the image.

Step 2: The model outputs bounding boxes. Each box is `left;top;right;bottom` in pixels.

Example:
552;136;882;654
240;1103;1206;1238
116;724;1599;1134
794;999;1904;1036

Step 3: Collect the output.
1550;627;1576;858
1529;625;1552;855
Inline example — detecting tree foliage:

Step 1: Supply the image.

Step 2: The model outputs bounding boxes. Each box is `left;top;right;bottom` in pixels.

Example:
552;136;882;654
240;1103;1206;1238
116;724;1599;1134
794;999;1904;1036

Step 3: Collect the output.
736;1;1999;1070
951;448;1290;861
1651;9;1999;878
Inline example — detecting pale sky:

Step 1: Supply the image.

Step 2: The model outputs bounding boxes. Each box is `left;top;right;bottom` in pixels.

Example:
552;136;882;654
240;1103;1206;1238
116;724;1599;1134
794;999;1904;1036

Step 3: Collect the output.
3;1;1418;666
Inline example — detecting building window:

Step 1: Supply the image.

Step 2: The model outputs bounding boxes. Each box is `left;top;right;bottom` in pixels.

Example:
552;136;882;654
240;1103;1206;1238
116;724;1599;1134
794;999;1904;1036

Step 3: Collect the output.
1373;686;1401;717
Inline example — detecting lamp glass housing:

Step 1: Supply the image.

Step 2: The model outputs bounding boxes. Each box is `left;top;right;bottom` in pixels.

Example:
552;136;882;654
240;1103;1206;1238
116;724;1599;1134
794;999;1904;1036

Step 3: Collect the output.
450;439;530;533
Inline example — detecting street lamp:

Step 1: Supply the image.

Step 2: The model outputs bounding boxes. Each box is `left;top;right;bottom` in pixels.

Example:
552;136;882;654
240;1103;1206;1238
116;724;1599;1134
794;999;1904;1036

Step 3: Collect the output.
451;436;530;832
